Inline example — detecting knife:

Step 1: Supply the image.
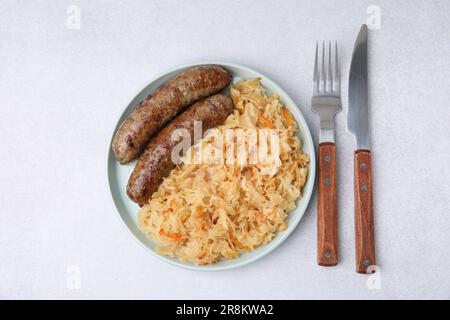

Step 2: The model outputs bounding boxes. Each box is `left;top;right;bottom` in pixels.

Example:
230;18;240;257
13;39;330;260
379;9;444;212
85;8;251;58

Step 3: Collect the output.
348;24;376;274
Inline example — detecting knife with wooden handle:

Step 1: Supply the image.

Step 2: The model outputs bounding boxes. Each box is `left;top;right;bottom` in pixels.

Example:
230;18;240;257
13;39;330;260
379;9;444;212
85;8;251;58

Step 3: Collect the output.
348;25;376;274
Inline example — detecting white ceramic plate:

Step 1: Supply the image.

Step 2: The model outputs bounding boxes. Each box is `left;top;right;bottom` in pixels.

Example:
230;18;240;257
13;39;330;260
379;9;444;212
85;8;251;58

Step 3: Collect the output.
107;61;316;271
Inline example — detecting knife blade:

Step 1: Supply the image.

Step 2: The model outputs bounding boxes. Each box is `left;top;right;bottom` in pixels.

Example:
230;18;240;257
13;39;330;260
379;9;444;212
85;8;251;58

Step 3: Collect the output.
348;25;369;150
348;24;376;274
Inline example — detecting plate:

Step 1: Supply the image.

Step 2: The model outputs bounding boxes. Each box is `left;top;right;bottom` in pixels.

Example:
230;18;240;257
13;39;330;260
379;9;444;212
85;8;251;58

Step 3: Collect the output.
107;61;316;271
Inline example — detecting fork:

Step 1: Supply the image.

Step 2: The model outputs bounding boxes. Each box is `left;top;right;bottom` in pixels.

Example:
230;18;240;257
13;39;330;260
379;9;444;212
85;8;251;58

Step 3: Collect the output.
311;41;342;266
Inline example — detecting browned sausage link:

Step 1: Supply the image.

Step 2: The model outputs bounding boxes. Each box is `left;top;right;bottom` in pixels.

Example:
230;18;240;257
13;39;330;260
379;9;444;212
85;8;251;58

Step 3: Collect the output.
112;65;231;164
127;94;233;206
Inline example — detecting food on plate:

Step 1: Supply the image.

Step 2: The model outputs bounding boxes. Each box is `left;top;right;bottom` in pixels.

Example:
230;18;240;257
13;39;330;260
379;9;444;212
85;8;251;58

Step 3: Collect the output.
127;94;233;206
112;65;231;164
138;78;309;265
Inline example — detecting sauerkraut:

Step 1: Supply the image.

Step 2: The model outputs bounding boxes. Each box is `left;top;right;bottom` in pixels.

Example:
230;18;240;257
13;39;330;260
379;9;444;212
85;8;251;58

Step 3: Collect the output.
138;78;309;265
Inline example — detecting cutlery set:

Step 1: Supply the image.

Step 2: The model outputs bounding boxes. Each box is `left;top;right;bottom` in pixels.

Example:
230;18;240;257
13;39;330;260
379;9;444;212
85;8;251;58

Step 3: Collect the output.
312;25;376;274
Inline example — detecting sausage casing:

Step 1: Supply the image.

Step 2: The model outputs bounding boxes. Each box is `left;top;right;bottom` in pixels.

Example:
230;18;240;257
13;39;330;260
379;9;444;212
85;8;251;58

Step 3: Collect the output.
127;94;234;206
112;65;231;164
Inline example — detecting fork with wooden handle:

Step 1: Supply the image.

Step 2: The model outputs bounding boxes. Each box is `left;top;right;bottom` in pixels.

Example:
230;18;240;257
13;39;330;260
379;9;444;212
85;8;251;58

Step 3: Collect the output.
311;41;341;266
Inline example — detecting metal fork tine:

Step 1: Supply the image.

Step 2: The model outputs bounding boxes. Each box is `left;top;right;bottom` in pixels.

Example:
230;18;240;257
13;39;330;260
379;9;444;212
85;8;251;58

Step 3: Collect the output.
335;41;340;93
327;41;332;93
312;40;340;97
321;41;326;92
313;42;319;94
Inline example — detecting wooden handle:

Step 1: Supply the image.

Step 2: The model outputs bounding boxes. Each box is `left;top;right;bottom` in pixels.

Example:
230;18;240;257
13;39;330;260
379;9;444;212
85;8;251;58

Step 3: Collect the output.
354;150;376;273
317;142;338;266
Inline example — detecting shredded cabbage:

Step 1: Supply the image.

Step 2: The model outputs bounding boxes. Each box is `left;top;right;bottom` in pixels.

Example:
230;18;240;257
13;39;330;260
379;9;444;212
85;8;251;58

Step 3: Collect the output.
138;78;309;265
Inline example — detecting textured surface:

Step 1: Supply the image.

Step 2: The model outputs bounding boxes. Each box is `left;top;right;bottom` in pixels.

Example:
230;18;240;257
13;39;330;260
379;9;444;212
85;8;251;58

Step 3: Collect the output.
0;0;449;299
354;150;375;274
317;143;338;266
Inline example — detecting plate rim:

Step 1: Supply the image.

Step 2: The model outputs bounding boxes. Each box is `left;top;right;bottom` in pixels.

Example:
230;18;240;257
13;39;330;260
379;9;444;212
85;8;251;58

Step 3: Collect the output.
106;61;316;271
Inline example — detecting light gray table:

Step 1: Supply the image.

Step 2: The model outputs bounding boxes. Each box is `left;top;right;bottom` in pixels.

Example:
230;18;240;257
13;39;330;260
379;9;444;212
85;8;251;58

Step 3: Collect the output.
1;0;449;300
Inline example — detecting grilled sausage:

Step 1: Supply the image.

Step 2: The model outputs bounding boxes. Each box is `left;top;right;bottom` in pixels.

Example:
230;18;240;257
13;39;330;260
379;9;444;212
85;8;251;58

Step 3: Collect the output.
127;94;233;206
112;65;231;164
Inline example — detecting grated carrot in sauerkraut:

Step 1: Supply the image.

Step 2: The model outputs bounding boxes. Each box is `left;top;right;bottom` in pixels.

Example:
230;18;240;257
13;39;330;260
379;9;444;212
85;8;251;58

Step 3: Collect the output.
138;78;309;265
